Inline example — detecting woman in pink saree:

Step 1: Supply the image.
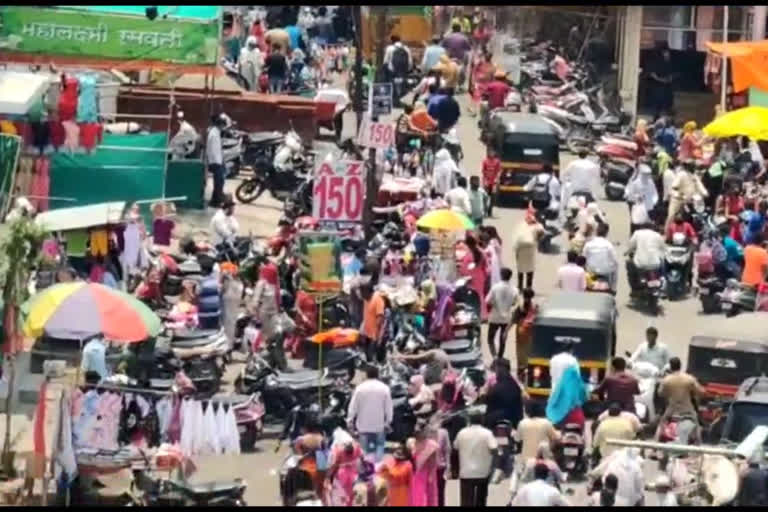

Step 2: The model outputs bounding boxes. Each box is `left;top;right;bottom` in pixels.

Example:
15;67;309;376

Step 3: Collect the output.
470;50;496;116
326;432;363;506
407;424;439;506
459;234;489;320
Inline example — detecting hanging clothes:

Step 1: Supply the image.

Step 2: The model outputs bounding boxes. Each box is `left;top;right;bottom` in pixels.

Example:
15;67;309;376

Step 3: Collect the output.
61;120;80;152
0;120;17;135
30;122;51;155
65;230;88;257
58;75;79;122
152;218;175;246
90;228;109;257
49;120;66;149
15;156;35;197
30;157;50;212
120;220;148;273
56;390;78;486
79;122;102;152
200;401;221;455
76;75;99;123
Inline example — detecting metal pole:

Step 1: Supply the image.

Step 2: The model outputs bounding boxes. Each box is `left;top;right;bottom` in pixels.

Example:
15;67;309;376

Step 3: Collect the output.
353;6;364;133
606;438;742;457
721;5;729;112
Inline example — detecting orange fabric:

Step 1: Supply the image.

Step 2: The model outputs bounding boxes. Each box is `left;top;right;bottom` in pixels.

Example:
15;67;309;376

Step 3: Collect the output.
742;244;768;286
362;292;385;340
707;40;768;93
378;458;413;507
410;110;437;133
309;328;360;347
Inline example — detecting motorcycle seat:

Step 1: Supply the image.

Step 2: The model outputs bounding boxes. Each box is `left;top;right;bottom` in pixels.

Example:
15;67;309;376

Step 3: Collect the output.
446;349;483;368
210;393;252;407
440;338;475;355
275;369;325;384
169;479;244;500
172;328;222;342
248;131;284;144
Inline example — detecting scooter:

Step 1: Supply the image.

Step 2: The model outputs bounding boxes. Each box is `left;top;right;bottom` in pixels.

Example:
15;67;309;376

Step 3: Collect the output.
490;420;517;484
628;263;664;315
697;271;725;314
535;207;560;253
600;157;634;201
718;279;758;317
556;423;587;479
664;232;693;300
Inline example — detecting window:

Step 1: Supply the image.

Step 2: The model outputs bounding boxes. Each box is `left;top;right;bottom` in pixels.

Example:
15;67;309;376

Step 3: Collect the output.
643;6;694;28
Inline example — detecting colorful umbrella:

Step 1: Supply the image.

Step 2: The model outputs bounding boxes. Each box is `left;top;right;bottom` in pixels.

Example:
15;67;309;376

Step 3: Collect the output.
416;209;475;232
702;106;768;140
22;282;161;342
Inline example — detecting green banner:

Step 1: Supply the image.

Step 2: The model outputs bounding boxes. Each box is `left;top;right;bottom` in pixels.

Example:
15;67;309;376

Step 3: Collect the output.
0;6;218;65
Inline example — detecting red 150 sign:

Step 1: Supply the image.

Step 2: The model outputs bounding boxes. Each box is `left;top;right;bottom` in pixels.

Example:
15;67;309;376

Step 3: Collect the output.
313;160;366;222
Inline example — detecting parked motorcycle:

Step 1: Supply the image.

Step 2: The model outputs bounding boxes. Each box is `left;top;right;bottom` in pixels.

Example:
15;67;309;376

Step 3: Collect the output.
235;129;313;204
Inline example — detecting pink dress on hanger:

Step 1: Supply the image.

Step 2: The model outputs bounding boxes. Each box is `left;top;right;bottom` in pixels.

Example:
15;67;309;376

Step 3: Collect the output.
30;158;50;212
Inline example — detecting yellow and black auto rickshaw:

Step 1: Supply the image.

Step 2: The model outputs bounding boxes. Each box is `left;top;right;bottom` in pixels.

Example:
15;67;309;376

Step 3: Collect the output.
526;292;616;415
483;112;560;205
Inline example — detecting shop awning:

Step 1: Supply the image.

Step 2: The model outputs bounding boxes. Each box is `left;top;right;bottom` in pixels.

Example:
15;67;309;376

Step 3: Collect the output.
706;40;768;94
0;71;50;115
35;201;126;232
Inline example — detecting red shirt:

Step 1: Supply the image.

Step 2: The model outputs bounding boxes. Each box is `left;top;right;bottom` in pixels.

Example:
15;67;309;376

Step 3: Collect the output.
482;156;502;188
596;372;641;412
484;80;511;109
665;221;697;244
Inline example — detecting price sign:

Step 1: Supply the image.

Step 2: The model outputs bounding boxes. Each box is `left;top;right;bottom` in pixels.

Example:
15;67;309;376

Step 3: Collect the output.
313;160;366;223
357;117;396;150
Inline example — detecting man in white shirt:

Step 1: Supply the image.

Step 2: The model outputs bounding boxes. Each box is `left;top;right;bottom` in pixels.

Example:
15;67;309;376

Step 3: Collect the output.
511;463;569;506
485;267;519;358
630;326;670;372
549;341;580;393
454;410;498;506
523;164;561;212
591;448;645;506
626;222;666;293
446;175;472;216
347;365;393;462
209;196;240;247
564;149;600;201
583;222;619;291
206;115;225;207
383;35;412;75
557;250;587;292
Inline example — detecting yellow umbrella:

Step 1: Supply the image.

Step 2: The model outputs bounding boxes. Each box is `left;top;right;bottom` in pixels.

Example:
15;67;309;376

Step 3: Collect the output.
702;106;768;140
416;209;475;231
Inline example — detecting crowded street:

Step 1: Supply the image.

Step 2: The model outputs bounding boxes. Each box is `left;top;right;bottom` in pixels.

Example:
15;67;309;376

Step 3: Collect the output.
1;4;766;508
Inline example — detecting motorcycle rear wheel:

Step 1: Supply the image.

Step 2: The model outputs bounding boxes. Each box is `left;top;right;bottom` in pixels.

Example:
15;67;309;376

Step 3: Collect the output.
235;179;266;204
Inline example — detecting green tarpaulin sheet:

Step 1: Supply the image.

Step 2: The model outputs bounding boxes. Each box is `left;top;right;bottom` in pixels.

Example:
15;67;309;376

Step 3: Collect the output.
166;160;205;210
63;5;221;22
50;133;167;209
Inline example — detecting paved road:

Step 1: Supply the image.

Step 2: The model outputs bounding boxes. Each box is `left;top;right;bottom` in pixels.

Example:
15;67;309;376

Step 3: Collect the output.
186;93;752;506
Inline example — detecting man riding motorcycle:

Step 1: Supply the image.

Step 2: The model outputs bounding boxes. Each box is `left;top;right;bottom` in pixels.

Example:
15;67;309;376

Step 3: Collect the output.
626;222;666;294
656;357;706;443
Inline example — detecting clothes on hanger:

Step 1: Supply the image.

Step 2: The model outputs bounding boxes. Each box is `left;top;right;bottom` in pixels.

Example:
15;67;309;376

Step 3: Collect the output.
30;121;51;155
79;122;103;151
65;229;89;257
15;156;35;197
0;120;17;135
58;75;79;122
152;217;175;246
90;228;109;257
30;157;50;212
61;120;80;152
120;220;148;272
76;74;99;123
49;119;66;148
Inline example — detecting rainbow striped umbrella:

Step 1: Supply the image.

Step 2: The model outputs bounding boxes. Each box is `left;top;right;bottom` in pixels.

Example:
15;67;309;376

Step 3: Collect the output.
22;282;161;342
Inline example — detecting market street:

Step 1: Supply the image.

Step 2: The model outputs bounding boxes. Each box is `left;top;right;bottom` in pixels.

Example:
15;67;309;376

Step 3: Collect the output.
181;95;760;506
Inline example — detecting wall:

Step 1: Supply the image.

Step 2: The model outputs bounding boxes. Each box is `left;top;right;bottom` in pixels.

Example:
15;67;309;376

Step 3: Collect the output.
116;87;317;142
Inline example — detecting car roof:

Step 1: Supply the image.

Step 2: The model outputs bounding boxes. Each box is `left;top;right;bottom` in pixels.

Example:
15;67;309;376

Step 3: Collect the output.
734;377;768;404
689;336;768;354
536;292;615;324
490;112;559;136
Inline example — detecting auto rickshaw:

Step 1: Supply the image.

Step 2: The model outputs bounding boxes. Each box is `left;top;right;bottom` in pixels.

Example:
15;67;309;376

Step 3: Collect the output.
526;292;616;417
482;112;560;205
